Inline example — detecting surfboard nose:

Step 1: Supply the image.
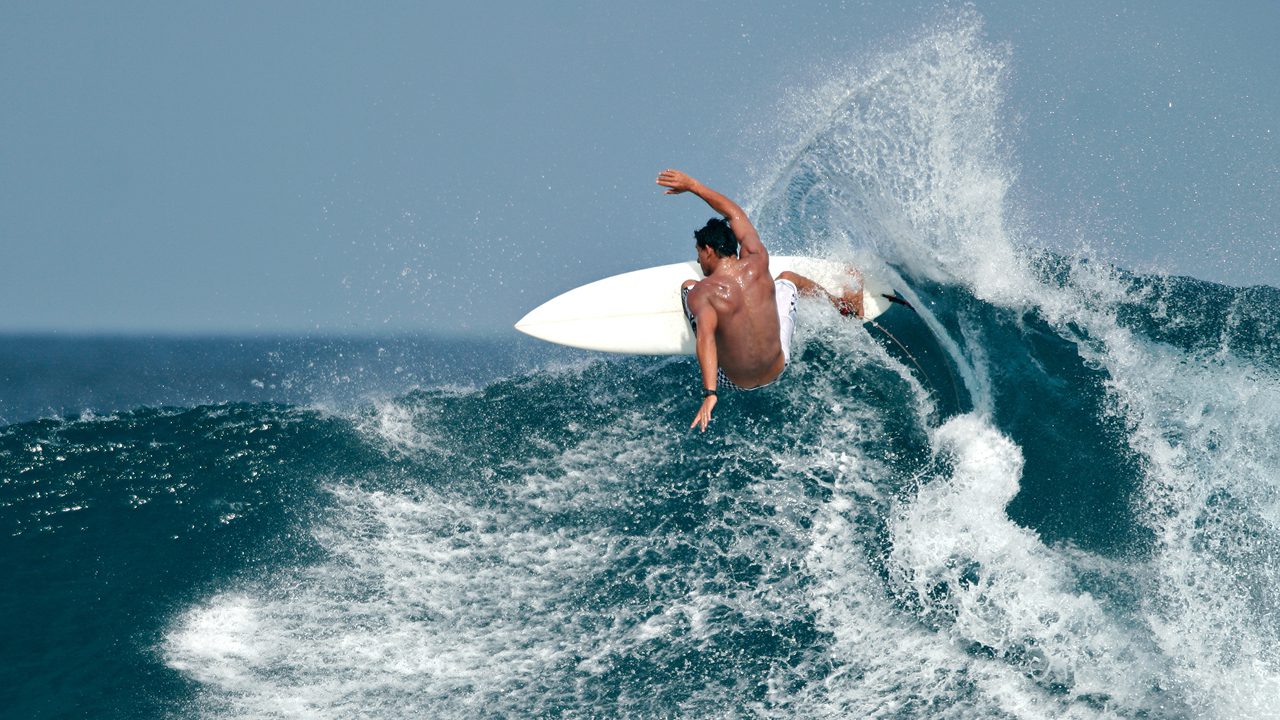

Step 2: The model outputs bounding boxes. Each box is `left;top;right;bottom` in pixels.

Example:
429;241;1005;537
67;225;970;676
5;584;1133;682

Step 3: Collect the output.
514;300;558;340
513;315;542;340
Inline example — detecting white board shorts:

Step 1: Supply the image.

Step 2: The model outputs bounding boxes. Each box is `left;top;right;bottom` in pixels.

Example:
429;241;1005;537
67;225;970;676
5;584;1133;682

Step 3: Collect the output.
776;278;798;365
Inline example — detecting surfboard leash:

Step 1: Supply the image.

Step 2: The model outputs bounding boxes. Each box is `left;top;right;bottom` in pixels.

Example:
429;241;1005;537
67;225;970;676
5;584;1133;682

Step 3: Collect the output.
865;316;962;412
877;290;960;411
867;319;931;388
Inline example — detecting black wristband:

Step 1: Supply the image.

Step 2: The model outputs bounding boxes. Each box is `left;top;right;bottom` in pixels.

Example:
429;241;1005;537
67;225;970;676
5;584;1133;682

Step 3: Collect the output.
702;388;717;397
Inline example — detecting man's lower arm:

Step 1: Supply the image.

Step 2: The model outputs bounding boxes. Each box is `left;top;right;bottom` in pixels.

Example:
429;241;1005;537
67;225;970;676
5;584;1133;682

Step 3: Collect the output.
692;183;742;220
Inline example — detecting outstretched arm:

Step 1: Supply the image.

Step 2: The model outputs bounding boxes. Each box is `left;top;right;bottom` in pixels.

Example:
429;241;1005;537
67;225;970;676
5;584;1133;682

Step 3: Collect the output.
657;169;766;259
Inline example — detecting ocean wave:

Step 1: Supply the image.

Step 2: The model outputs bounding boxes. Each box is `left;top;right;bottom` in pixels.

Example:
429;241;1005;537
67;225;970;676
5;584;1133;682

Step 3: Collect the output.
4;9;1279;719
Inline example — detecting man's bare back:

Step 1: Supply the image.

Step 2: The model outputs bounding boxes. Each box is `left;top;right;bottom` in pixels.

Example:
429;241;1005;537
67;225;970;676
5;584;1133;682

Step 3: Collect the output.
682;255;785;388
658;169;862;432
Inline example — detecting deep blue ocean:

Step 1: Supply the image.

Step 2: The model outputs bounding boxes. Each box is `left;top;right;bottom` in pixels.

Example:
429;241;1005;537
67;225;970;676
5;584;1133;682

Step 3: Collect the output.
6;16;1280;720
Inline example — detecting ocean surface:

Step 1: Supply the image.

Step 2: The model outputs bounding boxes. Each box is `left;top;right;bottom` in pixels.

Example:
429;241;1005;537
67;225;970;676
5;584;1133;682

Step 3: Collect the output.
7;15;1280;720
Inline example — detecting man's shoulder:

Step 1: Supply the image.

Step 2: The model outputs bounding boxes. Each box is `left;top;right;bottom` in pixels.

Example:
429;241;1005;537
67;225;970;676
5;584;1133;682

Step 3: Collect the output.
689;276;736;308
685;279;715;305
739;252;771;275
740;254;775;284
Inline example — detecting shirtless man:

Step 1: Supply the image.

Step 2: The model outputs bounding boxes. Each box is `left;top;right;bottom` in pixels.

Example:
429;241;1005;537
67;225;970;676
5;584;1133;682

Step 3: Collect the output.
657;169;862;431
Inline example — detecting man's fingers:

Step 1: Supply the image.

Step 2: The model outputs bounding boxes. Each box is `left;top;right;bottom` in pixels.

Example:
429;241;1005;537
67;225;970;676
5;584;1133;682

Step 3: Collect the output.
657;170;684;185
657;170;691;195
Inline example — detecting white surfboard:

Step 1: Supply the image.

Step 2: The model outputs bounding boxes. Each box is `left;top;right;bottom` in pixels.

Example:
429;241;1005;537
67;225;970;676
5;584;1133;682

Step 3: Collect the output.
515;256;899;355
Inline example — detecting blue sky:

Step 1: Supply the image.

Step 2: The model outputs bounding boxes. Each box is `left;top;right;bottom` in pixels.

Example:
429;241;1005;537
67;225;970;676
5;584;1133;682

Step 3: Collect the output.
3;2;1275;335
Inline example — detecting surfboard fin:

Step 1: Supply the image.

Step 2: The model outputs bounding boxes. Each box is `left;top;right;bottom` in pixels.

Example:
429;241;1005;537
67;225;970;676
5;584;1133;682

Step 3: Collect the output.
881;293;915;311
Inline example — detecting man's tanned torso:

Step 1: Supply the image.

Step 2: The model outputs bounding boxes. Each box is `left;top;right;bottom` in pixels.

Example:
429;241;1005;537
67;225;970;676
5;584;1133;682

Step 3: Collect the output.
683;255;785;389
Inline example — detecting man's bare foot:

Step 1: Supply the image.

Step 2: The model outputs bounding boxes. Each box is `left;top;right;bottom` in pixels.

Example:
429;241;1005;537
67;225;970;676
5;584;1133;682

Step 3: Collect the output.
836;288;864;319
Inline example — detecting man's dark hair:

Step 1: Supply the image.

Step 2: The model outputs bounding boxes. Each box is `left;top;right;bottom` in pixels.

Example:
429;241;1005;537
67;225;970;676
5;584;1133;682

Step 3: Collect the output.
694;218;738;258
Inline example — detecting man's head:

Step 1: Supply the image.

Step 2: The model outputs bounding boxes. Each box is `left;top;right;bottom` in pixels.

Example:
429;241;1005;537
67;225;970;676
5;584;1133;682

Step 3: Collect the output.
694;218;737;274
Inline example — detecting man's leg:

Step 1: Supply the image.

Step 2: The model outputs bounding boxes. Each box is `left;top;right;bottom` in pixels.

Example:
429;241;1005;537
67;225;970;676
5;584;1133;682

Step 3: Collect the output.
776;270;863;319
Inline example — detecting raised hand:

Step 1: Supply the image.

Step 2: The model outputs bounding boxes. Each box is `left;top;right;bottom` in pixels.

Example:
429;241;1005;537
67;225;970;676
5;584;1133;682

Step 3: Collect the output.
657;169;699;195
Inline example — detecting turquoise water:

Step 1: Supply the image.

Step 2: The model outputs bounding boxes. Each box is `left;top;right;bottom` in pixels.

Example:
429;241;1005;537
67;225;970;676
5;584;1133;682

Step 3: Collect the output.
7;14;1280;719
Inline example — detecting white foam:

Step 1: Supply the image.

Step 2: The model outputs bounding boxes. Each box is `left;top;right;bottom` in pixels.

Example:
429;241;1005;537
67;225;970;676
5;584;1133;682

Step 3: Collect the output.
165;484;621;718
1051;263;1280;717
350;395;456;458
897;417;1164;705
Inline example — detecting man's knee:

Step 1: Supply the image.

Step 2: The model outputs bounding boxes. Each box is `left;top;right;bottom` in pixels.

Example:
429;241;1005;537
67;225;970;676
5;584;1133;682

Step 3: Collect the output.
681;279;697;290
778;271;811;292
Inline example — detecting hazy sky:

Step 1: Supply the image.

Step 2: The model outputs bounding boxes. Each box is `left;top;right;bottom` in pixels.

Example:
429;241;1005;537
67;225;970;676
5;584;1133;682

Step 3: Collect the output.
3;2;1276;335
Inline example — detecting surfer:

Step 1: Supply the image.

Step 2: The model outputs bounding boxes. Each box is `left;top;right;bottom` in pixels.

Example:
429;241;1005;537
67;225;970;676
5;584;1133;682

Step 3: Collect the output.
657;169;863;431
